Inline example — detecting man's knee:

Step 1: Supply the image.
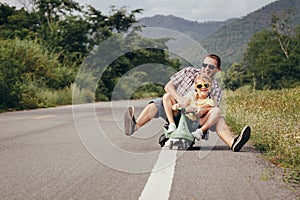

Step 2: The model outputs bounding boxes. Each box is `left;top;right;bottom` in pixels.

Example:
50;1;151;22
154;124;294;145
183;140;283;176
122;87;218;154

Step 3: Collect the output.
146;102;158;117
209;107;221;117
147;98;165;119
147;102;157;110
162;93;172;101
217;117;225;124
216;117;229;132
216;116;224;126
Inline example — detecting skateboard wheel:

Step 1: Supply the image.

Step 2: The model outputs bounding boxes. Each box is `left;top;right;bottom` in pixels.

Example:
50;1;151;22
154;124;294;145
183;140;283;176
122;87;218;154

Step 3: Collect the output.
169;141;173;150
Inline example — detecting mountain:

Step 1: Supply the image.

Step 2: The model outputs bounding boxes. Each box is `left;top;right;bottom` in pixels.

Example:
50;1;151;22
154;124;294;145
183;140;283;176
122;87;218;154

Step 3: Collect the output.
138;15;235;41
137;0;300;69
201;0;300;68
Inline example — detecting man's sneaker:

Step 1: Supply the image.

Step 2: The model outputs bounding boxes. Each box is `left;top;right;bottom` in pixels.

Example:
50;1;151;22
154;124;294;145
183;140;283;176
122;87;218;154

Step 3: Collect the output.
191;128;203;141
124;106;136;136
231;125;251;152
166;123;176;134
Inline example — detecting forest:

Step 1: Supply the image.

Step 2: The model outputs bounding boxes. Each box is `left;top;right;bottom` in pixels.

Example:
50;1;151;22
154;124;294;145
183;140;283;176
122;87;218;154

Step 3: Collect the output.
225;14;300;90
0;0;180;110
0;0;299;111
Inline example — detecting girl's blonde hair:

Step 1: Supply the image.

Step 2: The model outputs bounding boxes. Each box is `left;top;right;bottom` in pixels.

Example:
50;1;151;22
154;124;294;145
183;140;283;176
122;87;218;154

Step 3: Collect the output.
194;73;211;84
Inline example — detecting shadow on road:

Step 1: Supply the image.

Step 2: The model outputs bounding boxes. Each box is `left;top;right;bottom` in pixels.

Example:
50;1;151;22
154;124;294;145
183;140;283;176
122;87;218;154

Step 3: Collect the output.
186;144;256;152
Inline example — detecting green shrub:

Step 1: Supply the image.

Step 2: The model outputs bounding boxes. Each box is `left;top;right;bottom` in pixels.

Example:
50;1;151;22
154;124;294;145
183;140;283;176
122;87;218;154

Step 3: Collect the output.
0;38;76;110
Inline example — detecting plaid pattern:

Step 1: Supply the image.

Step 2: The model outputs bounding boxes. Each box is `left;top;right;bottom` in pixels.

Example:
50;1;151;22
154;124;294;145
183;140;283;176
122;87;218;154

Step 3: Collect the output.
170;66;222;106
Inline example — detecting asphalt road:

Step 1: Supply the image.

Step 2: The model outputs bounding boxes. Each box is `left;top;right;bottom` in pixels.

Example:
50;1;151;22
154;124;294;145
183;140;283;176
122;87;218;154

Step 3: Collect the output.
0;100;298;200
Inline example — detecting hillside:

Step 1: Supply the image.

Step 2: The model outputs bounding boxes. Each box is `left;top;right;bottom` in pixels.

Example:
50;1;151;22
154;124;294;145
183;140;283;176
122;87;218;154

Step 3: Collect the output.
138;15;235;41
201;0;300;68
137;0;300;69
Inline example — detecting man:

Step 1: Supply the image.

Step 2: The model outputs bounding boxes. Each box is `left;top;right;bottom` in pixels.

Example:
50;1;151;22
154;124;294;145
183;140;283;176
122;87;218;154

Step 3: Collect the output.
124;54;251;152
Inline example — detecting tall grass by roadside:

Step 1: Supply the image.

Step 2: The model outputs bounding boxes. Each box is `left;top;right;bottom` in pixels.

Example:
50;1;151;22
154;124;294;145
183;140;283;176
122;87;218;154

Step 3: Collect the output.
13;83;94;110
0;82;95;112
225;87;300;183
37;85;73;107
38;83;95;107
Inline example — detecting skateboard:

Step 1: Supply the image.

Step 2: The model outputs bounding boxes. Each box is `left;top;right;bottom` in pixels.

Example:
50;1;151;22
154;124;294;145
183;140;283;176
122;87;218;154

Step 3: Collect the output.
159;108;195;150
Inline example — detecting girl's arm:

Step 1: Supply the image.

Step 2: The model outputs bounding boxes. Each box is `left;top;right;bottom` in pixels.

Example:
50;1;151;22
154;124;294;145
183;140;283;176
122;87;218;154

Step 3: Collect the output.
187;99;215;117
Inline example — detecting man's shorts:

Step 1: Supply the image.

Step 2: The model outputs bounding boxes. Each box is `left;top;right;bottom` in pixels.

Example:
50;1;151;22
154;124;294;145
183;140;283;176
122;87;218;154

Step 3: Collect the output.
148;98;167;119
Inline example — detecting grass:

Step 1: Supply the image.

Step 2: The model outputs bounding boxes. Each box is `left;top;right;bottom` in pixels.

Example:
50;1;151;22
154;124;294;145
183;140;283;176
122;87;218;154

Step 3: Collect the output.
224;86;300;183
38;83;95;106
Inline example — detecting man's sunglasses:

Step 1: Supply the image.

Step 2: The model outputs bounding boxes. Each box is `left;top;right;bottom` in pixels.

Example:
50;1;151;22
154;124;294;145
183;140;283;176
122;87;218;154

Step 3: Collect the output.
202;63;217;70
195;83;210;89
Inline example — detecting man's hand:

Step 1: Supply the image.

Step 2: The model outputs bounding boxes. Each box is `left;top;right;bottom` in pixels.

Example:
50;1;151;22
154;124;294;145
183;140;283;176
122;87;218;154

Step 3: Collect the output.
186;106;200;114
171;103;180;111
176;96;191;108
186;106;211;118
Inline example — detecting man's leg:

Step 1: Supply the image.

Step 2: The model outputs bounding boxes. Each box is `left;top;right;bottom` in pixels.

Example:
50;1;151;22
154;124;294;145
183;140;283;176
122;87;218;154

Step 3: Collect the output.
215;118;251;152
215;118;234;147
135;103;157;128
124;98;165;136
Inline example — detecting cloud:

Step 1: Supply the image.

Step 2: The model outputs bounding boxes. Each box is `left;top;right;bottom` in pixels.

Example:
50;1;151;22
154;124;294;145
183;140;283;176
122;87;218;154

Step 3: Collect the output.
139;0;276;21
2;0;277;22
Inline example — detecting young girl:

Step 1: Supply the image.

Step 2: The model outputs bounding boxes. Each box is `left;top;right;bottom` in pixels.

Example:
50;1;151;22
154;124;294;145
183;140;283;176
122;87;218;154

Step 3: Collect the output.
163;73;219;140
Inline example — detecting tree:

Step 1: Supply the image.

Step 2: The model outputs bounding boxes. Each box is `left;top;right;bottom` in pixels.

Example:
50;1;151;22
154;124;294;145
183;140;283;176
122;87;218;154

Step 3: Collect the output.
0;2;144;65
0;3;38;39
0;2;181;107
224;63;248;90
0;38;75;109
271;11;298;59
107;6;143;33
243;13;300;90
91;32;180;100
32;0;90;62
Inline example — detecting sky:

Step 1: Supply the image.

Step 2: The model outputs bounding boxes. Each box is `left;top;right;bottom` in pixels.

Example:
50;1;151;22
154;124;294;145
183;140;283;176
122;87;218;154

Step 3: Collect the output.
2;0;277;22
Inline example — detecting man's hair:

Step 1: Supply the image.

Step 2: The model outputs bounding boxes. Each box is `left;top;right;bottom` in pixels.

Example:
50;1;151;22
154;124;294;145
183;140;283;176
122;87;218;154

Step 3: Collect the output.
206;54;221;68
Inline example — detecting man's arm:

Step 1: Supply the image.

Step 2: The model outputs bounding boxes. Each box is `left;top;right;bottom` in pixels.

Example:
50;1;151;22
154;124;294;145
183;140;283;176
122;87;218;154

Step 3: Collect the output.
164;80;190;107
164;80;180;100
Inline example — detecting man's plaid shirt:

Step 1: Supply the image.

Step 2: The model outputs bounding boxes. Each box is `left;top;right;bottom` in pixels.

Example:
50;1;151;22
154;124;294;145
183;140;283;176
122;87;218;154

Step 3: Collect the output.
170;66;222;106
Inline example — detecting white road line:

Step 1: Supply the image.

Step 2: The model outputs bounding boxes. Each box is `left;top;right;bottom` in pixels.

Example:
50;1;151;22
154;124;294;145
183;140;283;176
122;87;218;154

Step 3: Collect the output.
33;115;55;119
139;150;177;200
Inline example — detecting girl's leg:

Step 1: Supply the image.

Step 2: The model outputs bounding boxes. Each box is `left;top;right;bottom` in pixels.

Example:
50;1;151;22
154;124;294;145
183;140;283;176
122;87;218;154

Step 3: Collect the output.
162;93;177;133
199;107;221;131
162;93;177;124
192;107;220;140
